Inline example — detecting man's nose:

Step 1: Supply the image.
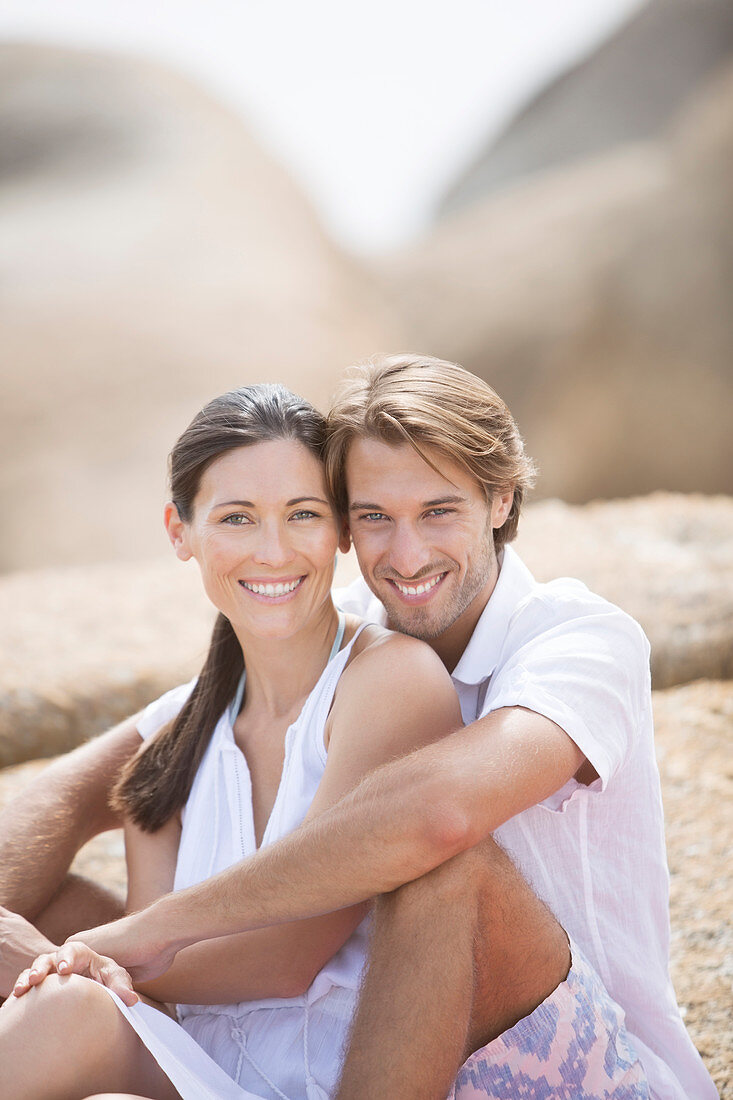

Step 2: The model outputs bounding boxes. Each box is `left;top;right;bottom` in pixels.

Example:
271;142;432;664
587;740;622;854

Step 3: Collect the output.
388;523;432;579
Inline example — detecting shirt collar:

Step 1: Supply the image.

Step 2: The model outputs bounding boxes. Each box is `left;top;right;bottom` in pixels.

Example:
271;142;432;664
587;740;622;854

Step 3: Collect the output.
451;545;537;686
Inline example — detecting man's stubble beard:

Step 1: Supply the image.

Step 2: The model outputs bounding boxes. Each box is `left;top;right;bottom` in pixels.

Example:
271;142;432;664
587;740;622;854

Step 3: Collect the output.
382;529;498;643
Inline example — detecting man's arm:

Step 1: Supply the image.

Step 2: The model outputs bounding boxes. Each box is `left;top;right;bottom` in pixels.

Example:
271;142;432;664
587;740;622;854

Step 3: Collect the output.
0;715;140;918
125;630;462;1003
67;705;582;981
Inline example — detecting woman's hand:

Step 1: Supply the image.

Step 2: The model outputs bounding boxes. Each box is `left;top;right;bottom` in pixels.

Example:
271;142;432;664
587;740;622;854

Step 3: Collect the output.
12;940;139;1006
70;910;181;984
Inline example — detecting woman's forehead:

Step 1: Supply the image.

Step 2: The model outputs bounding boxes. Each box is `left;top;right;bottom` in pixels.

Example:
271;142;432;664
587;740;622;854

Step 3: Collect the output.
197;439;327;504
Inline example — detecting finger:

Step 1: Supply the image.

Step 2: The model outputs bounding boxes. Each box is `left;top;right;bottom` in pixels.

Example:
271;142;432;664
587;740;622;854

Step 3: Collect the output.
96;958;139;1007
25;952;56;986
55;941;94;977
11;967;33;997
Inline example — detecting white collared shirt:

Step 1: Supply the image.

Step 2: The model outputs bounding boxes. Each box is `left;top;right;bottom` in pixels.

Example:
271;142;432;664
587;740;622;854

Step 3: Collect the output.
336;546;717;1100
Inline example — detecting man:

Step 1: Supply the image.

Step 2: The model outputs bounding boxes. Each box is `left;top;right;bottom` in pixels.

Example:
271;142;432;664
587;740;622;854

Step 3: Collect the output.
1;355;715;1098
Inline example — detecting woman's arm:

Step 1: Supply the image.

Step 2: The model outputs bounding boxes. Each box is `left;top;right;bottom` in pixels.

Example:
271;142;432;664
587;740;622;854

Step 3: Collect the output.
131;630;462;1004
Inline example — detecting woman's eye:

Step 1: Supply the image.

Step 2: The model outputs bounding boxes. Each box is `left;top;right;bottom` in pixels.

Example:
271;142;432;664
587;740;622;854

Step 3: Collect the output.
222;513;251;526
291;510;319;520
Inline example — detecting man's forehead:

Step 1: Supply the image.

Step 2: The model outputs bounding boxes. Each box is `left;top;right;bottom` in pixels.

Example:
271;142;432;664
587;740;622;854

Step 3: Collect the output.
345;436;481;504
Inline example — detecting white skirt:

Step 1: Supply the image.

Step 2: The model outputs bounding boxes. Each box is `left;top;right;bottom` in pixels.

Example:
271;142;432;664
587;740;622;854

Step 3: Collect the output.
105;981;357;1100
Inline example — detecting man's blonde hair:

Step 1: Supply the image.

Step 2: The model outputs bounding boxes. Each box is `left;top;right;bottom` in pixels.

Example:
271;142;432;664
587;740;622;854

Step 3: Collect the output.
326;353;536;549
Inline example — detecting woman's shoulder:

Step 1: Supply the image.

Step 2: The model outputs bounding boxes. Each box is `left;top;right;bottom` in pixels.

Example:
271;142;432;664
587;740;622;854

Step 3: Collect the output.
327;619;461;756
341;616;454;693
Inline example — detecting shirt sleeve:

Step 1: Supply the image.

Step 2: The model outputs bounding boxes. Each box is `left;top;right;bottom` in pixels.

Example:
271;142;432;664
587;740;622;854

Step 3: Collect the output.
135;679;197;740
483;589;650;799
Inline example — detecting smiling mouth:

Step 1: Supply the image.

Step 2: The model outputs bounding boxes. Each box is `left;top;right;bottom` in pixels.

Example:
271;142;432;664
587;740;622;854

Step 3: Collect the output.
239;577;305;598
386;572;447;599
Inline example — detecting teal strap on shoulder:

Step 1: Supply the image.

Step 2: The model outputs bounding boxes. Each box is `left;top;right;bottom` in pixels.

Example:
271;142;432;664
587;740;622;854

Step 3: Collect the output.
328;611;346;661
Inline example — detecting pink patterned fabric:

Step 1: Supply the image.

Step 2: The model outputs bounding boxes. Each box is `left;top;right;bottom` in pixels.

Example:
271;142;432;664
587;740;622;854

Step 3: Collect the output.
447;942;649;1099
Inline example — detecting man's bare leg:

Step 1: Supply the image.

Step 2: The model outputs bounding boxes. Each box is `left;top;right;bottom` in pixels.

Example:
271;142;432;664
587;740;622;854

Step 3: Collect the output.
0;718;139;919
0;876;125;999
336;836;570;1100
35;872;125;942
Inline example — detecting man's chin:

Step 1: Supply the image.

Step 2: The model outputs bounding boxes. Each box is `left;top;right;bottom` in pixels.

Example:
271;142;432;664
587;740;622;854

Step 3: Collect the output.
382;600;452;641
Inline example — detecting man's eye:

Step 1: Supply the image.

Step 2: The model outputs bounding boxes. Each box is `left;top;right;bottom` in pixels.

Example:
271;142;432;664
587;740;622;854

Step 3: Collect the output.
361;512;387;522
426;508;452;518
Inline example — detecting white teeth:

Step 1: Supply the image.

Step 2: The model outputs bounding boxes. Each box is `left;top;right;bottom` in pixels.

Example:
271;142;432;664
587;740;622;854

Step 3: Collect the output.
394;574;444;596
242;578;301;596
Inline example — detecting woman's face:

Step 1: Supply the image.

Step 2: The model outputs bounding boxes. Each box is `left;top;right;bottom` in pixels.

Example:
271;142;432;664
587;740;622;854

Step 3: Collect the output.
166;439;347;641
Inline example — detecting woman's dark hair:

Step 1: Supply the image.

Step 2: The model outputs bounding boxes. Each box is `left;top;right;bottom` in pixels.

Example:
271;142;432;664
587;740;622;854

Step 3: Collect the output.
113;384;328;832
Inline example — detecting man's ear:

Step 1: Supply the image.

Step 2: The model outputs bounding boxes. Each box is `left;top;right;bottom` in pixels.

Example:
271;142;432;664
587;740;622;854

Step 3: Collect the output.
490;489;514;530
164;501;193;561
338;518;352;555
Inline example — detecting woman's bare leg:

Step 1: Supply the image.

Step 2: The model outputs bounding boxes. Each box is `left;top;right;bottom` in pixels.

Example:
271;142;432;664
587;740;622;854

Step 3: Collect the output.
0;973;180;1100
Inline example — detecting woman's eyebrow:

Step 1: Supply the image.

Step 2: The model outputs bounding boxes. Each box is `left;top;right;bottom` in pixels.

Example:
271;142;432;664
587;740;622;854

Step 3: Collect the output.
213;496;330;508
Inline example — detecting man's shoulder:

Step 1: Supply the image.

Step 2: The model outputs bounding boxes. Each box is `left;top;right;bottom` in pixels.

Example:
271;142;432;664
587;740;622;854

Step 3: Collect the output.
514;572;643;634
333;576;386;623
500;569;650;670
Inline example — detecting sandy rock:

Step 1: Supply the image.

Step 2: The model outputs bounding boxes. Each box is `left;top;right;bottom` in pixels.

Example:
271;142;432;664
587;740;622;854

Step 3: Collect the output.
381;60;733;504
0;679;728;1095
515;493;733;688
0;44;398;572
0;549;361;769
0;558;214;768
441;0;733;206
652;680;733;1097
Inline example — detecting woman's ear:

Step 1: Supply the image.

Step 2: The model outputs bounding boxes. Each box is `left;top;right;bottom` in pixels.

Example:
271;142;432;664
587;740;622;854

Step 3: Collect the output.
164;501;193;561
338;519;352;555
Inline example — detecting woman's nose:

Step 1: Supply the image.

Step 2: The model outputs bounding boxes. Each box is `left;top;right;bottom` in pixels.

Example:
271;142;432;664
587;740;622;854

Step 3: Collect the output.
253;523;295;567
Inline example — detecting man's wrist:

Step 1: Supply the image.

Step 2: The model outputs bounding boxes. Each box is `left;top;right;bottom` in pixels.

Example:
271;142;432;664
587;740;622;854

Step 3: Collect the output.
144;892;199;955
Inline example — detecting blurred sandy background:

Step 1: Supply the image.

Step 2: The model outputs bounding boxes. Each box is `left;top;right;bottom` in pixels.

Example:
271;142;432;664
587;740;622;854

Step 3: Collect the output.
0;0;731;1093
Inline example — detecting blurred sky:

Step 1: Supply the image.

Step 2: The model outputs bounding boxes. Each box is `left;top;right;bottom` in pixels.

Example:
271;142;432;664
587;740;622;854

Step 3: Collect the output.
1;0;645;253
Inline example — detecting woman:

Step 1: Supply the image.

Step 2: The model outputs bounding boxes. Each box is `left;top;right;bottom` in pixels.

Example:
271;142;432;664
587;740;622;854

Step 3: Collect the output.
0;384;460;1100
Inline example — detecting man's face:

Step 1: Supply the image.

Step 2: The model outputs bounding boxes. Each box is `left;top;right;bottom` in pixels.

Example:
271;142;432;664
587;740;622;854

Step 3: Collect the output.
346;438;512;658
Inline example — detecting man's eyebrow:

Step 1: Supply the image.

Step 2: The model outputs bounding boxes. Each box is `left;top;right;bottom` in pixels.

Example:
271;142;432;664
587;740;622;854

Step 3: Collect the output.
349;494;467;512
423;495;467;507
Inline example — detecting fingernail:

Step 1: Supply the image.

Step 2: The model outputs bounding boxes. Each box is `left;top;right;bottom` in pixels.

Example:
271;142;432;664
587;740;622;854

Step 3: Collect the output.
29;969;38;978
58;961;68;972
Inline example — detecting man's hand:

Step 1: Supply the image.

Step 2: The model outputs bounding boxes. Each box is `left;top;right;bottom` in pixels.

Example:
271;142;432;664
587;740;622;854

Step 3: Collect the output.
11;940;138;1007
70;910;181;984
0;905;56;998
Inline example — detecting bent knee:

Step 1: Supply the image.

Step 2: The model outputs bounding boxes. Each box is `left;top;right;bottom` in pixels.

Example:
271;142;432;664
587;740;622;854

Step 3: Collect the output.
378;835;538;920
14;972;116;1025
379;847;487;919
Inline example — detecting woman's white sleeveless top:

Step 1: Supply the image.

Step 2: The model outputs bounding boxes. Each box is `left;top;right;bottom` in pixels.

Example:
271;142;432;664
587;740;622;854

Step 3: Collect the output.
134;616;372;1099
